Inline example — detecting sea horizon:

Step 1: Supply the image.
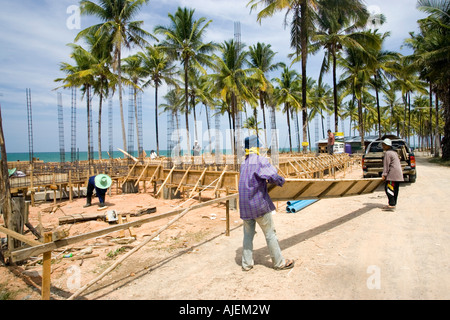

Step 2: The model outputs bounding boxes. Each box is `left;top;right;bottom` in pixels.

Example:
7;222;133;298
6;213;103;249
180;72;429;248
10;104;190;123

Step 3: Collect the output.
4;147;317;163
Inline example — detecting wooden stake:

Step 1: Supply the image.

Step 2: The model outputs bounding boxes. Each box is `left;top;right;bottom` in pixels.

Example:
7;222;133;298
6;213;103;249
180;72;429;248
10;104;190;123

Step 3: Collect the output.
189;167;207;198
156;165;175;197
41;232;52;300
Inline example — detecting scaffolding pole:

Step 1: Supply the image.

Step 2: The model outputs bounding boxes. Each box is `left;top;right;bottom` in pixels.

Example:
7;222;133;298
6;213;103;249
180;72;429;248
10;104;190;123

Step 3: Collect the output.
57;92;65;163
26;88;34;163
108;97;113;158
127;86;135;160
71;87;77;163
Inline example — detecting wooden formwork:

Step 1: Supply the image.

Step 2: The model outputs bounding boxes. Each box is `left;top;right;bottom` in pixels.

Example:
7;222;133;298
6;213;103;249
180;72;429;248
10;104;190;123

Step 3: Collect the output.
268;178;383;201
7;153;360;205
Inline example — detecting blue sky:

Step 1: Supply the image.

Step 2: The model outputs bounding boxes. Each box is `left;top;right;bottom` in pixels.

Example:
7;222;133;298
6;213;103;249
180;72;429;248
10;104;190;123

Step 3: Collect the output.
0;0;427;153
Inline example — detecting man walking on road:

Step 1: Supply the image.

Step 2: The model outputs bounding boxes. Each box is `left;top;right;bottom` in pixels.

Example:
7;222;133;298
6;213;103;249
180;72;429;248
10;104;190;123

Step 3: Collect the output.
238;135;295;271
381;138;404;211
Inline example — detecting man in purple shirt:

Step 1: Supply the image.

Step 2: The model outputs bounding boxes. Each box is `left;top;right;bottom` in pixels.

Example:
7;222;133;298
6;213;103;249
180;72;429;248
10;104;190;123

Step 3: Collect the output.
239;135;295;271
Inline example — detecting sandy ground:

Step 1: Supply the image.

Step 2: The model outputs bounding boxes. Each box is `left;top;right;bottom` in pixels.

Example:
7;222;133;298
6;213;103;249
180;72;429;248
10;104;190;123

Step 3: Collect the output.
1;155;449;300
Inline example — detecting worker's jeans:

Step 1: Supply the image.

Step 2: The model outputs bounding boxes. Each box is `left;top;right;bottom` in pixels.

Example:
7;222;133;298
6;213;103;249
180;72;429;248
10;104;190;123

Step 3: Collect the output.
242;211;285;269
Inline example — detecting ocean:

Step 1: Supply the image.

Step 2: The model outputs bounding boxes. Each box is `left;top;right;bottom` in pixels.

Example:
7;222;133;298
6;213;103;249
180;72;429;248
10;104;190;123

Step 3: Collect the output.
4;150;169;163
4;148;310;163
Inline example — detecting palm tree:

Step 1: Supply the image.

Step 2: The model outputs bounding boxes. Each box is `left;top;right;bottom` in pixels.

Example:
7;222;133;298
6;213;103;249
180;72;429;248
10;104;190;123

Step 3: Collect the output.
243;116;262;135
86;31;116;161
365;30;400;138
55;43;98;164
406;0;450;159
272;64;302;152
248;0;319;152
160;87;184;157
139;45;178;156
122;54;145;158
390;56;428;144
313;0;371;133
209;40;258;154
309;80;333;138
247;42;282;146
383;84;403;135
341;99;358;135
194;74;215;153
338;34;380;150
154;7;217;155
76;0;155;153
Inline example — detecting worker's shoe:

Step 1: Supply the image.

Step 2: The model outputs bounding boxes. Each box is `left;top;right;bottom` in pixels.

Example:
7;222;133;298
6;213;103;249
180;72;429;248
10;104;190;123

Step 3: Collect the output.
97;203;108;211
83;199;92;208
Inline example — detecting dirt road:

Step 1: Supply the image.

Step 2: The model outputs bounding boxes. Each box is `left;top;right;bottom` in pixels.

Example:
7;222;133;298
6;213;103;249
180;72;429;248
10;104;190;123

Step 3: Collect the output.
84;157;449;300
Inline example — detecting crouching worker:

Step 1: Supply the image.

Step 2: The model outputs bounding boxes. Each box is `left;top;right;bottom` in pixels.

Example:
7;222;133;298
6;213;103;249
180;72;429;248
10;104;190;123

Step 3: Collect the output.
239;135;295;271
84;174;112;210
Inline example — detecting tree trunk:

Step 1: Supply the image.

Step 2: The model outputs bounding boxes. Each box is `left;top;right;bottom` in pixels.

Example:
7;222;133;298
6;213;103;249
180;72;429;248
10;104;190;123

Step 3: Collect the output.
155;85;160;156
98;86;103;160
435;91;440;157
300;2;308;153
358;98;365;151
286;104;292;153
118;49;127;153
0;104;13;253
333;46;339;132
184;60;191;156
441;86;450;161
375;75;381;138
260;91;268;147
205;104;212;153
87;85;92;165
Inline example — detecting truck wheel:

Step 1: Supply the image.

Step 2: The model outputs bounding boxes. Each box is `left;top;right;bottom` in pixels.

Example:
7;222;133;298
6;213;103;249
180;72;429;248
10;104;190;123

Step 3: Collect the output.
409;174;416;183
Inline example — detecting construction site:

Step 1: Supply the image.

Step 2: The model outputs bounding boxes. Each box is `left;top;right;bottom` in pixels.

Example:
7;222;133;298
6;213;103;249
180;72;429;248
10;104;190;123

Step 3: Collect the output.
3;82;450;303
0;87;390;300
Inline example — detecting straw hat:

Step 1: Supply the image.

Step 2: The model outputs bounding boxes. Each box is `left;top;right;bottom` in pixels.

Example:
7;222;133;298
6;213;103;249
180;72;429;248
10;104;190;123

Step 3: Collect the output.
8;168;16;176
94;174;112;189
382;138;392;146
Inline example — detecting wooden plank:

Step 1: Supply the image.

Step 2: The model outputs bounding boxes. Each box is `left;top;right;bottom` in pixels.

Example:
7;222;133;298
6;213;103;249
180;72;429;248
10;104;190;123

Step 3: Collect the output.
148;160;163;185
117;148;138;162
10;194;239;262
156;165;175;196
41;232;52;300
213;165;228;195
175;165;192;194
0;225;41;247
268;178;383;201
134;161;151;187
121;161;139;187
189;167;207;198
58;213;106;225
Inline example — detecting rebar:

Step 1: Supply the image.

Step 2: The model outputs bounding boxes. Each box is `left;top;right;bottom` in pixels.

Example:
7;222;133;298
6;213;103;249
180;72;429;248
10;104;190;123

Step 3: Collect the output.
57;92;65;163
26;88;34;163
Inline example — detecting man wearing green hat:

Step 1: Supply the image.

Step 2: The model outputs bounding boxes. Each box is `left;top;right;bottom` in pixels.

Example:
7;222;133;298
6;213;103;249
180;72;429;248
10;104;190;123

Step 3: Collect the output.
84;174;112;210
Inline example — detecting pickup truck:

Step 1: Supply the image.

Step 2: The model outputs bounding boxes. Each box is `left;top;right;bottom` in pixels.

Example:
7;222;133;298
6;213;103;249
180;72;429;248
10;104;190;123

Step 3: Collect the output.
362;136;416;182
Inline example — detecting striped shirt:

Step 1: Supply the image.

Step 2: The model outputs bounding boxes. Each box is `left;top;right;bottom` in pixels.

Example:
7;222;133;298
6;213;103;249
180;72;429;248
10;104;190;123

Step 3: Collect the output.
238;154;285;220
